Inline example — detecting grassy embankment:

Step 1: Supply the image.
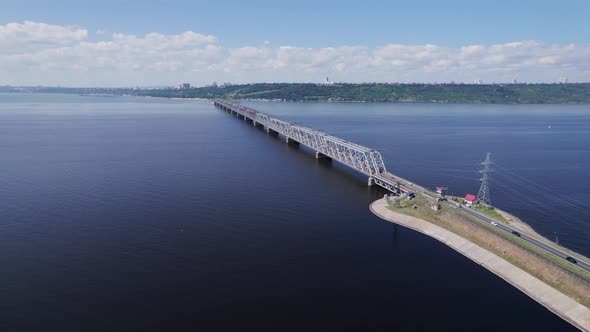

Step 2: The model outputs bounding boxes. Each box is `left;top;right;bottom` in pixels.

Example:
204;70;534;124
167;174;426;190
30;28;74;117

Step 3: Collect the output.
387;194;590;308
448;196;507;222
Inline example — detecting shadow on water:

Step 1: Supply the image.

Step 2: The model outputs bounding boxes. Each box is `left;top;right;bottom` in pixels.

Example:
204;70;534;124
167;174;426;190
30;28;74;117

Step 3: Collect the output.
237;114;379;193
391;224;399;250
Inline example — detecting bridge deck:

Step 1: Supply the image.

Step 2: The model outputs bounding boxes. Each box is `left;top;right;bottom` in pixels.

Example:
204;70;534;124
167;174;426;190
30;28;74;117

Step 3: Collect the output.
214;99;420;194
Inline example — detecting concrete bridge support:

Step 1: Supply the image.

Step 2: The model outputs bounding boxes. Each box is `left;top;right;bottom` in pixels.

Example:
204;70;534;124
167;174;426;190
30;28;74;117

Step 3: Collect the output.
315;151;332;160
286;137;299;145
215;99;397;193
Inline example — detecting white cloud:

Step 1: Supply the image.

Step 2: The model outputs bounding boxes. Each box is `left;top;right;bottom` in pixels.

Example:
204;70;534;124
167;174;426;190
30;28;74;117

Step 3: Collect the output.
112;31;217;50
1;21;589;86
0;21;87;55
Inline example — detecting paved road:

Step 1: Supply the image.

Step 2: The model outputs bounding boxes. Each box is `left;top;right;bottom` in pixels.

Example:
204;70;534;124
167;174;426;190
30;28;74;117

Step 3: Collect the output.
458;204;590;273
415;189;590;276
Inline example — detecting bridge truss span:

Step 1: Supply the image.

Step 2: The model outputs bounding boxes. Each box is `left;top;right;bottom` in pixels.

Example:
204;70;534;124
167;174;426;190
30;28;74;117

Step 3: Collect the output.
214;99;412;194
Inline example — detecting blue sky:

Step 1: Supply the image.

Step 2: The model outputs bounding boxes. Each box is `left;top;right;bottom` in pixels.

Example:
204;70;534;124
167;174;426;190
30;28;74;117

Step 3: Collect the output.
1;0;590;86
3;0;590;46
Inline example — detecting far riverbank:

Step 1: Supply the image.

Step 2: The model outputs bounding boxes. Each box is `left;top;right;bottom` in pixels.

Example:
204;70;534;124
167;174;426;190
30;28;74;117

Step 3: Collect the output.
3;82;590;104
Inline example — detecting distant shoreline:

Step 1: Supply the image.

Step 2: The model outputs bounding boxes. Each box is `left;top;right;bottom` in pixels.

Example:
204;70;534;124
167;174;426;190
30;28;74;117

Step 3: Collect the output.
226;98;590;105
2;82;590;104
3;91;590;105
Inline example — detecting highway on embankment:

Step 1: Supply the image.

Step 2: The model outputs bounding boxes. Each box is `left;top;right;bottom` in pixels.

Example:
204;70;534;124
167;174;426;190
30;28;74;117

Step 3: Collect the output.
371;199;590;332
459;203;590;273
391;180;590;277
416;187;590;277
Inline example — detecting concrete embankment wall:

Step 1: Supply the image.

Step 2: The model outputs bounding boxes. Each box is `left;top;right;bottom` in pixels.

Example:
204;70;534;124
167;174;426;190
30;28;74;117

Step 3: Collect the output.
370;198;590;332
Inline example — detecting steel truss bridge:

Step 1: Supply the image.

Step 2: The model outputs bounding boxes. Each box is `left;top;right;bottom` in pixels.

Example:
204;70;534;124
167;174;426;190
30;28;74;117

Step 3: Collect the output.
214;99;419;194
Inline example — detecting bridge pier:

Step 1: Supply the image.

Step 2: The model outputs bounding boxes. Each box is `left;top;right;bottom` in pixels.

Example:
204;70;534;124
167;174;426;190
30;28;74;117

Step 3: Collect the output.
315;151;332;160
286;137;299;145
215;99;399;194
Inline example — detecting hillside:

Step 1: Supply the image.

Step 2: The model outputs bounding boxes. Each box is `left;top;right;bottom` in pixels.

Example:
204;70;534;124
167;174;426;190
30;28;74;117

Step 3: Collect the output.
3;83;590;104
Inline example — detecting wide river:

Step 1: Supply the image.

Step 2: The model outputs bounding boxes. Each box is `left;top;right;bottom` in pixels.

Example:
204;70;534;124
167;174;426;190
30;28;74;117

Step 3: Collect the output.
0;93;588;331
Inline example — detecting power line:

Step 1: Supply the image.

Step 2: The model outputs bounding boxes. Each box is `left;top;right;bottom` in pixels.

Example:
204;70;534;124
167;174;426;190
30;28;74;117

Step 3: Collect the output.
494;171;590;217
493;180;589;229
494;163;590;218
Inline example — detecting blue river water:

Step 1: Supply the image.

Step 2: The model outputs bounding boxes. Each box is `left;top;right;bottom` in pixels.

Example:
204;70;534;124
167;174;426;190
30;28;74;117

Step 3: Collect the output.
0;93;587;331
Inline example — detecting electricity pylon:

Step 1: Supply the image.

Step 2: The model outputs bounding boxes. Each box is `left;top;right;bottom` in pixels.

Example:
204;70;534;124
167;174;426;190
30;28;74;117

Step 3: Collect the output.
477;153;493;207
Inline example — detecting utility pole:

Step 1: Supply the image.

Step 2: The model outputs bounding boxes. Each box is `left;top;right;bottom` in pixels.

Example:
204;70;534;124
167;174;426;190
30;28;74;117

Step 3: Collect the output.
477;153;493;207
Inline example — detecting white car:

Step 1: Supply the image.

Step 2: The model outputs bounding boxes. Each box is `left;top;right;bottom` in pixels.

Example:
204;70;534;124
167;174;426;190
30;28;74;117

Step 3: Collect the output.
490;222;498;226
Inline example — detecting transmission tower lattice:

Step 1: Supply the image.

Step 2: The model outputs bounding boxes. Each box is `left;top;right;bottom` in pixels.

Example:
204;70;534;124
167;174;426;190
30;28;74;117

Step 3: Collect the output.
477;153;493;206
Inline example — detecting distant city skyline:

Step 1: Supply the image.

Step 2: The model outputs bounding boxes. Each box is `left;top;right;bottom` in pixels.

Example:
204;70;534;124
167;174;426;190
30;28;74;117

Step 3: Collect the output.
1;0;590;86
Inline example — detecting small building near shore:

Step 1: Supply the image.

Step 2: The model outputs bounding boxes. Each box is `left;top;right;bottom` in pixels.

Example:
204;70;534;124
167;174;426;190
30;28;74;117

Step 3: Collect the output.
464;194;477;206
431;204;441;211
436;186;448;196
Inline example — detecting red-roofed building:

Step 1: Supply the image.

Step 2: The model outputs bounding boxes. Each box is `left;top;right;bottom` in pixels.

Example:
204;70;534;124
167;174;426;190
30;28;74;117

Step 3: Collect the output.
464;194;477;206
